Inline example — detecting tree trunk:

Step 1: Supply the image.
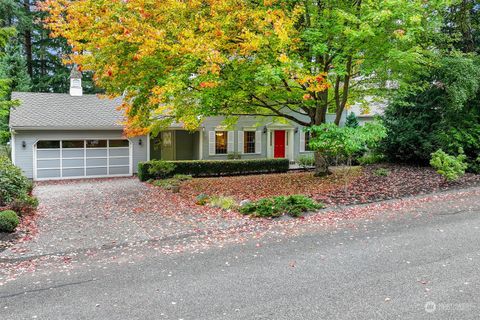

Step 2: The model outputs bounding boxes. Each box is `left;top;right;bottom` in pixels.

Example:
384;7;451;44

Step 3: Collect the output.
314;151;330;177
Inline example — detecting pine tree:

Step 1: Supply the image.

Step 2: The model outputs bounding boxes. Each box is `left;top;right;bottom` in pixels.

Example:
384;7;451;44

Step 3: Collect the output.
0;41;31;92
345;112;360;128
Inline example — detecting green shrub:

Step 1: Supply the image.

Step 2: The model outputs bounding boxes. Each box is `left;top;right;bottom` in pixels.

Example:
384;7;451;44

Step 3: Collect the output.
208;196;237;210
173;174;193;181
152;179;179;189
0;145;10;159
227;152;241;160
10;194;39;215
240;195;323;218
373;168;390;177
297;155;315;169
0;157;31;206
0;210;20;233
381;56;480;170
430;149;468;181
138;159;290;181
358;152;385;165
147;160;176;179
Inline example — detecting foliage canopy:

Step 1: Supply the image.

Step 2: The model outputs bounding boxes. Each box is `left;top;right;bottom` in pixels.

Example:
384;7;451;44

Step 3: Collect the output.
41;0;448;138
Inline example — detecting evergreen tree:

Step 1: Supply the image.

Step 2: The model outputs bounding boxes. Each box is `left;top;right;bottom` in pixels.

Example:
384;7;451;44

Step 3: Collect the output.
0;26;16;145
345;112;360;128
0;0;100;93
0;41;31;92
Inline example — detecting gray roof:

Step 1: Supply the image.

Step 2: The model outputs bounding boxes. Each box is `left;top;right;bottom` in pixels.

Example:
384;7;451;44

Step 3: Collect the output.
9;92;125;130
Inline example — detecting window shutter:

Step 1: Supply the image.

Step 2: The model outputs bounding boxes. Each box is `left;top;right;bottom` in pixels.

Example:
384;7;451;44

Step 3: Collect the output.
227;131;235;153
299;131;305;153
238;131;244;154
255;130;262;154
209;131;215;155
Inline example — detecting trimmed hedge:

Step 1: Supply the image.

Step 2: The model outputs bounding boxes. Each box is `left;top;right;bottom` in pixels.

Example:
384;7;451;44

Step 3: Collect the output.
138;159;290;181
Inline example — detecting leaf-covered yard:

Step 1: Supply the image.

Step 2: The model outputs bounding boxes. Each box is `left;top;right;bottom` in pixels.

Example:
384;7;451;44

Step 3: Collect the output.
180;165;480;207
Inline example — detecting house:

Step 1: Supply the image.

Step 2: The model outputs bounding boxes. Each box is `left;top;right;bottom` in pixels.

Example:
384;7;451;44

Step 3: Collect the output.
348;97;387;125
9;70;344;181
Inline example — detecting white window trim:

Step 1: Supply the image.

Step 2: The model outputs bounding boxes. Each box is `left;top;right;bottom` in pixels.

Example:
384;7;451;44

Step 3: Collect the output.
242;130;257;154
213;130;229;155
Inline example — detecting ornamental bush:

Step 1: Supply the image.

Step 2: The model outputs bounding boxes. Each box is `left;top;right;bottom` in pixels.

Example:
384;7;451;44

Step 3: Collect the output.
138;159;290;181
208;196;237;210
0;210;20;233
240;195;323;218
10;194;39;215
147;160;176;179
0;156;31;206
297;155;315;169
430;149;468;181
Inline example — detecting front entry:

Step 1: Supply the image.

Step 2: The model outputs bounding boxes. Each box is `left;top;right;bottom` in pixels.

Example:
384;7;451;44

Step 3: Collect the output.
274;130;286;158
160;131;174;160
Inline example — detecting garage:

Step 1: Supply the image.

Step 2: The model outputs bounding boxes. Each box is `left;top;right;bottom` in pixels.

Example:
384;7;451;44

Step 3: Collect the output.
34;139;132;180
9;89;148;180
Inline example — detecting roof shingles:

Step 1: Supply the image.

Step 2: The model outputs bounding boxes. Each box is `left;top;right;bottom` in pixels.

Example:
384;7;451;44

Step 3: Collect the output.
9;92;125;129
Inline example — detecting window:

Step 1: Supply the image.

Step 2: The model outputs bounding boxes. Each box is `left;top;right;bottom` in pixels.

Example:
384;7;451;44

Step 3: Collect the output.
161;132;172;147
86;140;107;148
62;141;84;148
37;141;60;149
305;132;312;151
109;140;129;148
215;131;228;154
244;131;256;154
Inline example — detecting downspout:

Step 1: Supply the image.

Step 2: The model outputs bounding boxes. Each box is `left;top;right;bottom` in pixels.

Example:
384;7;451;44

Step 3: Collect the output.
10;128;16;165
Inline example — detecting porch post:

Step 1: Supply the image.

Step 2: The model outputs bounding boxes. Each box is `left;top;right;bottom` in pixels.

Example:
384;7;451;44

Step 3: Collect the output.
266;128;272;159
198;128;203;160
146;133;151;161
288;128;294;161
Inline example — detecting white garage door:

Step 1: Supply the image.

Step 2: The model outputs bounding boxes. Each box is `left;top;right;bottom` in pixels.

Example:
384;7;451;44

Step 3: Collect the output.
35;139;131;180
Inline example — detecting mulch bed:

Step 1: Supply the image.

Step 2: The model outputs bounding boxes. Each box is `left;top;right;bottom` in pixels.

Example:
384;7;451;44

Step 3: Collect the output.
179;164;480;207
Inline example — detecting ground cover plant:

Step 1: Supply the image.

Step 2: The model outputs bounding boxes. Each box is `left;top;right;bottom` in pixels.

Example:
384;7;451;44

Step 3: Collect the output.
240;195;323;218
430;149;468;181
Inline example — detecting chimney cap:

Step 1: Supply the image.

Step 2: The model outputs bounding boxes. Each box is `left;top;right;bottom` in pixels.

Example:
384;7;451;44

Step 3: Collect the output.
70;68;82;79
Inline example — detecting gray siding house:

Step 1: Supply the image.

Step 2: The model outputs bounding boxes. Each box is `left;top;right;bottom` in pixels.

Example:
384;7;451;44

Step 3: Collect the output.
9;72;344;181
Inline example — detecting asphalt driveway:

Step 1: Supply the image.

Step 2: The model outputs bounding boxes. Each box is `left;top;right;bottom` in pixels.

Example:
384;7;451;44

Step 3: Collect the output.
1;185;480;319
0;177;252;260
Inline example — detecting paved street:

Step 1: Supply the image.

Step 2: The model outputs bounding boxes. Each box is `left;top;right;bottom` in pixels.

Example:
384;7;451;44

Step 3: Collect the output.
1;186;480;319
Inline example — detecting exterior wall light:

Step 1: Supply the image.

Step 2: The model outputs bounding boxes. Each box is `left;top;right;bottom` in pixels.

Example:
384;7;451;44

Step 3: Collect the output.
263;126;267;134
22;141;26;148
138;139;143;146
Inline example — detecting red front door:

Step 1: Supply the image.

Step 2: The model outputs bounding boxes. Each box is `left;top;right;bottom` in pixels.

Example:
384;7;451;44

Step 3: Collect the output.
274;130;286;158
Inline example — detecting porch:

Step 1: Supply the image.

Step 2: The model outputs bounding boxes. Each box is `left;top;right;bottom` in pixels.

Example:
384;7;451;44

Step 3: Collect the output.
149;130;201;161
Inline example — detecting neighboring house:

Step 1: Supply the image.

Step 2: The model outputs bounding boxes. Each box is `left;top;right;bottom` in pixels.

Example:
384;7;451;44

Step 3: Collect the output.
9;70;344;181
348;97;386;125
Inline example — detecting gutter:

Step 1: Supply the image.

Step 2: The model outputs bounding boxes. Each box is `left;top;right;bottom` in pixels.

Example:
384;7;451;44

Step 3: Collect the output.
10;126;125;131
